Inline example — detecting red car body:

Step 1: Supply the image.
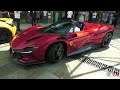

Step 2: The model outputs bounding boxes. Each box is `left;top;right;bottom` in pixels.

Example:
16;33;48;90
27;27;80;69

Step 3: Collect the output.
10;21;115;65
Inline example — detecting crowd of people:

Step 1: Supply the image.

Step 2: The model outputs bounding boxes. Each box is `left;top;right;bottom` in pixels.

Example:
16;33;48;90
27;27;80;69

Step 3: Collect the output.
0;11;120;33
67;11;120;28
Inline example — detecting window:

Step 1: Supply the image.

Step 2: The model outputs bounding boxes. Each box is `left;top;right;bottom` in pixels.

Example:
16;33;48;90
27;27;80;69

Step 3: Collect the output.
69;27;74;33
39;22;72;34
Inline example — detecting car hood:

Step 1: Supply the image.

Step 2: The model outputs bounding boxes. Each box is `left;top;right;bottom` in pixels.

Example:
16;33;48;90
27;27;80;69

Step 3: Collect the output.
0;18;13;23
11;26;60;50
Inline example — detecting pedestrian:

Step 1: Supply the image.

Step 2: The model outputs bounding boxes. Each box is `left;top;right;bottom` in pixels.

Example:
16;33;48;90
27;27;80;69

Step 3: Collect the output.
36;11;40;25
14;11;22;32
92;11;97;23
61;11;65;20
55;11;59;22
9;11;14;19
107;12;113;25
43;11;48;23
102;12;106;24
89;11;93;22
67;11;73;21
85;11;89;21
74;11;79;21
30;11;36;26
48;11;52;23
78;11;85;22
112;12;119;28
104;11;109;24
109;12;114;25
97;11;102;23
1;11;10;18
106;11;110;24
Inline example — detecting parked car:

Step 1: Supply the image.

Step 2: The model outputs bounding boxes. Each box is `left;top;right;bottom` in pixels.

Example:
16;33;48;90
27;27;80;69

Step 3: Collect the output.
10;20;115;65
0;18;16;44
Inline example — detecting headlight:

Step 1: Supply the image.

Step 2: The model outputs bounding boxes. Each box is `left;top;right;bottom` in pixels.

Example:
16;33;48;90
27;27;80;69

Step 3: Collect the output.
13;47;38;53
22;47;38;52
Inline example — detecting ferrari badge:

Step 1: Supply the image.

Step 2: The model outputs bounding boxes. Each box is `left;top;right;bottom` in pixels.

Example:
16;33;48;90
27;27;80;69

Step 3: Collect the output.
70;41;73;46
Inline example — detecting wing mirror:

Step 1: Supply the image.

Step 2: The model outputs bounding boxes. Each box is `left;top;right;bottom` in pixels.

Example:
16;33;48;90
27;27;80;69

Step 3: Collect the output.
57;33;77;40
57;34;68;40
67;33;77;39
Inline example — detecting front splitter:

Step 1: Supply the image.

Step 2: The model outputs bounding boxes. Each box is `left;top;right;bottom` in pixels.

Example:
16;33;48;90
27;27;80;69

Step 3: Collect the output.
12;58;46;65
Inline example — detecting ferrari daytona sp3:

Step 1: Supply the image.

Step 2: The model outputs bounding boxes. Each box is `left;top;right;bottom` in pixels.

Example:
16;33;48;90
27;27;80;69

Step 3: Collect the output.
10;20;115;65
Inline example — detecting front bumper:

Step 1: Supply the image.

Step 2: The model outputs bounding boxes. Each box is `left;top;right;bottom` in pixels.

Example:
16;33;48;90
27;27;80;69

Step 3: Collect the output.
10;48;46;65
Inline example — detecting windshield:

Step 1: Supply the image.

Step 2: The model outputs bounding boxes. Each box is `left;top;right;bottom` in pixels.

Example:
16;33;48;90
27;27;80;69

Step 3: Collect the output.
38;22;72;34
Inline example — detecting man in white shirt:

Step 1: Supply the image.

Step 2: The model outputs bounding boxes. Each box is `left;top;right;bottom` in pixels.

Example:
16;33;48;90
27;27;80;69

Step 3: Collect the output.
67;11;73;21
92;11;97;23
69;21;80;32
14;11;22;31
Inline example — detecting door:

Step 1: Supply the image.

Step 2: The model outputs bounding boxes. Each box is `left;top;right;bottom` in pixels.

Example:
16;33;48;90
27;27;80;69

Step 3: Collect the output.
67;27;92;53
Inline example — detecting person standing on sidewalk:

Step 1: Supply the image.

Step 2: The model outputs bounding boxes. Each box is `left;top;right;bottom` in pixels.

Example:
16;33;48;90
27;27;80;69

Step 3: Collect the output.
92;11;97;23
89;11;93;22
30;11;36;26
43;11;48;23
67;11;73;21
48;11;52;23
36;11;40;25
1;11;10;18
78;11;85;22
14;11;22;32
55;11;59;22
112;12;119;28
85;11;89;21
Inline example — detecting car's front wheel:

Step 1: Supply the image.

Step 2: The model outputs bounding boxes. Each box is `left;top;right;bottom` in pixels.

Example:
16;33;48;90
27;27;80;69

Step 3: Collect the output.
101;32;113;48
0;28;12;44
46;43;65;63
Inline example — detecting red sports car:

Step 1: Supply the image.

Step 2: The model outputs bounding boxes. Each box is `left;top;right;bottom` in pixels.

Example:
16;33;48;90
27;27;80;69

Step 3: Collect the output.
10;20;115;65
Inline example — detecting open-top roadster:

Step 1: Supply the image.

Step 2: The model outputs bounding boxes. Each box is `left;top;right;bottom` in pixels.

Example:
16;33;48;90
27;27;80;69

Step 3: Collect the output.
10;20;115;65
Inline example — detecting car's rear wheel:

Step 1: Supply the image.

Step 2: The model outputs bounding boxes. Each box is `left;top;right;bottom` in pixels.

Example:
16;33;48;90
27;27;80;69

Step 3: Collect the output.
0;28;12;44
101;32;113;48
46;43;65;63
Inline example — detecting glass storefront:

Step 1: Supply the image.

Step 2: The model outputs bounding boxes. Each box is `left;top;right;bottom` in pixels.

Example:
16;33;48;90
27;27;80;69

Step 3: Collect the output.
21;11;66;23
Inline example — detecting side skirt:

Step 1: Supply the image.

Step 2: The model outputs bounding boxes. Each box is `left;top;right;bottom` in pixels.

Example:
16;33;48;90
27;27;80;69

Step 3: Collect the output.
67;43;100;56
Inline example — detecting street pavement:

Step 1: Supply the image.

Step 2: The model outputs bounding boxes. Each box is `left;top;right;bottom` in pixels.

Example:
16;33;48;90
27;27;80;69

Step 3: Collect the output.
0;23;120;79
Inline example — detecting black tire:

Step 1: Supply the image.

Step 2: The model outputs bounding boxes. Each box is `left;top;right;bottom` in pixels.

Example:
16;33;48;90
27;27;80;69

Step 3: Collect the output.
46;43;65;63
101;32;113;48
0;28;12;44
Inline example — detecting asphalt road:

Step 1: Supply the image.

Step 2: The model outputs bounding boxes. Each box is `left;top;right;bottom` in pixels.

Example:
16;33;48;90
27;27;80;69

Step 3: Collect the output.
0;24;120;79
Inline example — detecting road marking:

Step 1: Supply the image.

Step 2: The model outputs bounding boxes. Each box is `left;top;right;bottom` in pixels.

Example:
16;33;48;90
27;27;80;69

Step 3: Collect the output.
72;56;120;74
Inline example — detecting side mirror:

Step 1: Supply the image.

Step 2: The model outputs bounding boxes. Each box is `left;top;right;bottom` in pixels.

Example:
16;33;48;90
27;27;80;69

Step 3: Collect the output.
57;34;68;40
67;33;77;39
